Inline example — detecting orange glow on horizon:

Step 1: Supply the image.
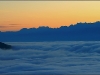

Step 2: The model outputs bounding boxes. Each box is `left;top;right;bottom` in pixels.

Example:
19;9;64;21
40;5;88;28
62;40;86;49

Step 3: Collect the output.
0;1;100;31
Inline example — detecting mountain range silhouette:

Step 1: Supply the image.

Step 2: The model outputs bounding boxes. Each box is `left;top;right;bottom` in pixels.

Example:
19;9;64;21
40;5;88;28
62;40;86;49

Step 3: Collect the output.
0;21;100;42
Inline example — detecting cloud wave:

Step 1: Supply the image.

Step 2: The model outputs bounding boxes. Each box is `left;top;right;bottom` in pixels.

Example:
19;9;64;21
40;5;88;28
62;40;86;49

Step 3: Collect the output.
0;41;100;74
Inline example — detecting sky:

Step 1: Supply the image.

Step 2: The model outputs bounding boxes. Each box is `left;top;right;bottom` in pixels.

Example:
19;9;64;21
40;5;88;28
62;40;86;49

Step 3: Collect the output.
0;1;100;31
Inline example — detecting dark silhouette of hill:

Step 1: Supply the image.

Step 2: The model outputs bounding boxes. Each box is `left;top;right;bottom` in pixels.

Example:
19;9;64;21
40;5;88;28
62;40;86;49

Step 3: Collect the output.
0;21;100;42
0;42;12;49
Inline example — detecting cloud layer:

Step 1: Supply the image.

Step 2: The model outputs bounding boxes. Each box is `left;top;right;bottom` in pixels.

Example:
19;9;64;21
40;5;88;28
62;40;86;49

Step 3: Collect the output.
0;41;100;74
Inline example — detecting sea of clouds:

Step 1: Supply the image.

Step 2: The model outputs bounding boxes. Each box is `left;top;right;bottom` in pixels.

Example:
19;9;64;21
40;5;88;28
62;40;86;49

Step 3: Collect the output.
1;41;100;74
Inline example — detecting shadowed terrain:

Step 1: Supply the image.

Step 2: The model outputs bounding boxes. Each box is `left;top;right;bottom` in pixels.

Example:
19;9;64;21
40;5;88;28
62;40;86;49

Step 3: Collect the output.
0;42;12;50
0;21;100;42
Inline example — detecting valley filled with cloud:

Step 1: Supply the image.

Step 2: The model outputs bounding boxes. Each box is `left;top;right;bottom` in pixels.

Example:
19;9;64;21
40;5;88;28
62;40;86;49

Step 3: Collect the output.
0;41;100;74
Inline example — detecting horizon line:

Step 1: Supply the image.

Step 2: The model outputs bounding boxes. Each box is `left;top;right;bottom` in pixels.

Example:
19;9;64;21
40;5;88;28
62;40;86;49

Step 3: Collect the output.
1;21;100;32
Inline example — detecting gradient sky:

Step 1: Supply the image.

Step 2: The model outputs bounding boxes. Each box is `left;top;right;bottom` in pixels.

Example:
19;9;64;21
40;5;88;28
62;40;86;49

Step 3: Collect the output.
0;1;100;31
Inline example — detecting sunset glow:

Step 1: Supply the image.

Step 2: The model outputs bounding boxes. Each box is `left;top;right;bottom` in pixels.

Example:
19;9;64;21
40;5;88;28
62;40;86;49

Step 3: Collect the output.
0;1;100;31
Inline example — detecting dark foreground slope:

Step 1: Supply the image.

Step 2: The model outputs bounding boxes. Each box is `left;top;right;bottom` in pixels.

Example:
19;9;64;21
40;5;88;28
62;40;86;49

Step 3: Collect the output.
0;42;12;49
0;21;100;42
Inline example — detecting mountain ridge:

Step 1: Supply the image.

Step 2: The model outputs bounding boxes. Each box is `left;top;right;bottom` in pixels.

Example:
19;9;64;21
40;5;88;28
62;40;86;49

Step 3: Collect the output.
0;21;100;42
